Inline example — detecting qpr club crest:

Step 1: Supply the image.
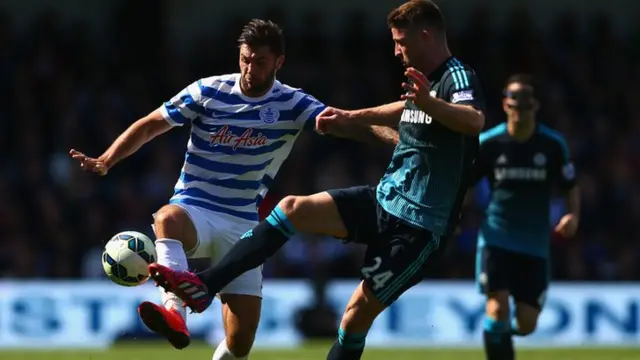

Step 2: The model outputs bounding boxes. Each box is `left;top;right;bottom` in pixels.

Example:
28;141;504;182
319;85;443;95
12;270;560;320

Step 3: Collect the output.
259;107;279;124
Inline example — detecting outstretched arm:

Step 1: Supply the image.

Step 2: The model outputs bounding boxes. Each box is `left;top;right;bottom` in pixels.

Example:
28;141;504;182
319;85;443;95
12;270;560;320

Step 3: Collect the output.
70;79;203;174
99;108;173;169
70;108;174;174
331;124;399;147
346;101;405;127
315;102;404;146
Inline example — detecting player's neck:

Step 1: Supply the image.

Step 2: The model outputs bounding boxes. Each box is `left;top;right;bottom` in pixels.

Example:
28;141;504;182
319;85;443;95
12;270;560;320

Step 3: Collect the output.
240;79;275;98
507;119;536;141
422;45;452;77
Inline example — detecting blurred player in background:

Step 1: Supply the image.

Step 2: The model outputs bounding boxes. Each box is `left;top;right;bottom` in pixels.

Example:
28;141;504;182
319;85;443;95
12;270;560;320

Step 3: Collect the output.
70;19;396;359
472;74;580;360
149;1;485;360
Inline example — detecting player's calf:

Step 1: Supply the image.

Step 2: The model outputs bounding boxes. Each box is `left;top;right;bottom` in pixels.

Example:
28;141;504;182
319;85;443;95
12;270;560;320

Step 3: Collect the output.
483;291;514;360
153;205;198;312
142;205;199;342
512;302;541;336
327;282;385;360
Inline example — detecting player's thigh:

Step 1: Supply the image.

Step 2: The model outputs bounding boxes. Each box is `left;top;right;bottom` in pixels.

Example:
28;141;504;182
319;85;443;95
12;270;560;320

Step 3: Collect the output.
219;293;261;356
152;204;199;252
279;186;378;240
477;245;512;319
511;253;549;331
361;221;443;307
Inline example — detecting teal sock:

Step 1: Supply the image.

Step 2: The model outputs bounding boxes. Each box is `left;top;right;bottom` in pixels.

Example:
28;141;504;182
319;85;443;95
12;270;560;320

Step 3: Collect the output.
326;328;367;360
483;317;514;360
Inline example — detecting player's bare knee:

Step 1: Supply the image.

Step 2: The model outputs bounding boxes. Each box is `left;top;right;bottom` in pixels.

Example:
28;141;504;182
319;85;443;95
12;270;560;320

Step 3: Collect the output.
486;292;510;320
275;193;346;237
276;195;314;231
277;195;302;218
153;205;197;250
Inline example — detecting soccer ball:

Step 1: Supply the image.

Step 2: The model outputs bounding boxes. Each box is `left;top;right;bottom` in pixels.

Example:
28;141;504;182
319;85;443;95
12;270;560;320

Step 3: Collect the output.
102;231;157;286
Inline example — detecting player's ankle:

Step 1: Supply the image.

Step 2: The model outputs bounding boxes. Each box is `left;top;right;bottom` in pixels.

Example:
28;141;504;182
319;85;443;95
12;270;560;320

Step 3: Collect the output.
337;328;367;349
483;316;509;340
327;329;367;360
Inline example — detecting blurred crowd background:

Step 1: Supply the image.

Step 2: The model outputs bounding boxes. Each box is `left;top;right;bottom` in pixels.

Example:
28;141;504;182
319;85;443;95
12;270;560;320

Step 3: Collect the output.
1;0;639;283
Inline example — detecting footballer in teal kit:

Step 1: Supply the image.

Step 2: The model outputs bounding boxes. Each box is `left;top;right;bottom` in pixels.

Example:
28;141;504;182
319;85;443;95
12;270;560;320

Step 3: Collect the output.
151;2;485;360
473;74;580;360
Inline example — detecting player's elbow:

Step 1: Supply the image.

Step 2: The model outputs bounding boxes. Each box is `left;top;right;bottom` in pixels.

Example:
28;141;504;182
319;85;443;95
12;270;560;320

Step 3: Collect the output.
136;112;173;141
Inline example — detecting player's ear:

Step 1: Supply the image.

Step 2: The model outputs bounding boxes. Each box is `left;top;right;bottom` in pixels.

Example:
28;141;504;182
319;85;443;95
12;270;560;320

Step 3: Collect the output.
275;55;285;71
420;29;430;42
532;98;540;112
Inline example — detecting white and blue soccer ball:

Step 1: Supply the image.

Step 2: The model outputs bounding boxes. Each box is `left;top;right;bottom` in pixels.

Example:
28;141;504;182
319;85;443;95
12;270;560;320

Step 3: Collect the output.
102;231;157;287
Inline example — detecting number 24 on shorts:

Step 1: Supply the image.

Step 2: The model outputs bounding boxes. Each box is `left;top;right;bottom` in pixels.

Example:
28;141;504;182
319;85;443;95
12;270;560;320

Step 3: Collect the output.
361;256;394;290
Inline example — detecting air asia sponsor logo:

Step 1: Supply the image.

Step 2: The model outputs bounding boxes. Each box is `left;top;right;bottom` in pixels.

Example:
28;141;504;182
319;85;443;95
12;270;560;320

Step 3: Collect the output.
209;125;267;150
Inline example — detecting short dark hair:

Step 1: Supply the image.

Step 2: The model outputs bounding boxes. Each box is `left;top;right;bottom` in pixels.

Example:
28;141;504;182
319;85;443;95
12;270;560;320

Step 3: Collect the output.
505;74;536;90
237;19;285;56
504;74;537;99
387;0;446;33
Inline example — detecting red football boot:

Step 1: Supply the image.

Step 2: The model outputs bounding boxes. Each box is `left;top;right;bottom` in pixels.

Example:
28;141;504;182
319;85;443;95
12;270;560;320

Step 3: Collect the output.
138;301;190;349
148;263;214;314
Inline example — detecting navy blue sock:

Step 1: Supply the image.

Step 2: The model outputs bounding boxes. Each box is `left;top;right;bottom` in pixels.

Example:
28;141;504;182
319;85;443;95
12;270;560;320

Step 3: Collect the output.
326;328;367;360
198;206;295;294
482;317;514;360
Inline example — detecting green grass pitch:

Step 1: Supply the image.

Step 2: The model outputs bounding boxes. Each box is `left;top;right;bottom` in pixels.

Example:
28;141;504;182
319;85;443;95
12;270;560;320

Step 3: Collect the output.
2;342;639;360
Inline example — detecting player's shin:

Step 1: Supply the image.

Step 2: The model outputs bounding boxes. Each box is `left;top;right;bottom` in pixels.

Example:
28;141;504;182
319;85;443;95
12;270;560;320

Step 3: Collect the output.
326;328;367;360
156;238;188;319
198;206;295;294
483;317;514;360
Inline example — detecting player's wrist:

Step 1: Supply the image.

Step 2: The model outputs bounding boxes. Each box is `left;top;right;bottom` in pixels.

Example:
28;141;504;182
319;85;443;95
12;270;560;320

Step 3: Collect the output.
345;109;361;122
99;154;115;170
417;95;438;111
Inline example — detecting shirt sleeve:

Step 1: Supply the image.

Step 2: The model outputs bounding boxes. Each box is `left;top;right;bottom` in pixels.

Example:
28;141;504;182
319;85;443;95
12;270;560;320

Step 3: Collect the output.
294;92;327;131
160;80;204;127
551;136;577;192
443;68;486;113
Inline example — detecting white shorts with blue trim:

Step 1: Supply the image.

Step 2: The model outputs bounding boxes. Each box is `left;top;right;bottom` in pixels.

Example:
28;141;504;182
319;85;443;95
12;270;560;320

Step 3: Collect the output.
152;203;263;298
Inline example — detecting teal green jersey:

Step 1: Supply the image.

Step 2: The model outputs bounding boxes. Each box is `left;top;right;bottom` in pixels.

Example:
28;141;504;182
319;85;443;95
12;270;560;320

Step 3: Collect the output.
474;123;577;258
377;57;485;235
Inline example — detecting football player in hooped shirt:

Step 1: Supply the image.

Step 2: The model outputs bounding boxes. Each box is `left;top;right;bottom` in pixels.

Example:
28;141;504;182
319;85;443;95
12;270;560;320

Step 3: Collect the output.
148;2;486;360
69;19;397;359
473;74;580;360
